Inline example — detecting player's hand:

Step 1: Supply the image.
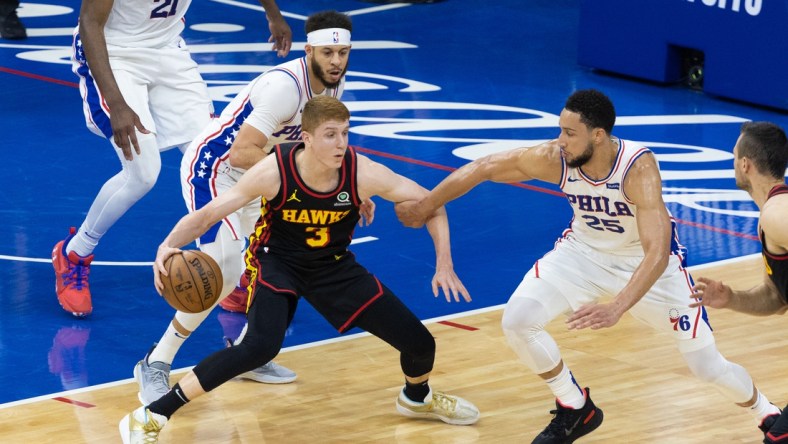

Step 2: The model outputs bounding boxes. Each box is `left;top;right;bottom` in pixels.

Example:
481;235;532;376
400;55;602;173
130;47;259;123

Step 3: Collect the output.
359;198;375;226
110;102;150;161
432;265;471;303
267;15;292;57
689;276;732;309
566;302;624;330
395;200;429;228
153;246;182;295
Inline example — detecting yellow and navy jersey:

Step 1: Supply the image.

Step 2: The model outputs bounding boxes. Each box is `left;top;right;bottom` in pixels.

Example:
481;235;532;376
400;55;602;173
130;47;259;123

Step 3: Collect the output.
249;142;361;263
760;184;788;303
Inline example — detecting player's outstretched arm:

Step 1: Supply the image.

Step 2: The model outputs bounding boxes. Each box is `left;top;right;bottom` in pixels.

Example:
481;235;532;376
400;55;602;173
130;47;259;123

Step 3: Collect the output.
691;274;788;315
358;155;470;303
258;0;291;57
78;0;149;161
395;142;561;228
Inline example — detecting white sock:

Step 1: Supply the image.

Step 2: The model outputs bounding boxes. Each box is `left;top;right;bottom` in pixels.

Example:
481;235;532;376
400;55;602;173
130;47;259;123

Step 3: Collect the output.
136;406;168;426
546;365;585;409
749;390;780;423
66;226;100;257
148;323;189;365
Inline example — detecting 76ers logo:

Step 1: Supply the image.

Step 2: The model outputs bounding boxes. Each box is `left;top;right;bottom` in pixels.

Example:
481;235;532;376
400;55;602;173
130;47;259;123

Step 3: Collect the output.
669;308;691;331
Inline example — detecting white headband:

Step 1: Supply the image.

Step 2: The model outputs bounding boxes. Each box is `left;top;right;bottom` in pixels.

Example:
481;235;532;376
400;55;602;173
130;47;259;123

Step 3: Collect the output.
307;28;351;47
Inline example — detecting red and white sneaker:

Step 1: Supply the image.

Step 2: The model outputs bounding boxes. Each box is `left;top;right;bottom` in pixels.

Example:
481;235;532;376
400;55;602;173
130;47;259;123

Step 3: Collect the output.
52;227;93;317
219;272;250;313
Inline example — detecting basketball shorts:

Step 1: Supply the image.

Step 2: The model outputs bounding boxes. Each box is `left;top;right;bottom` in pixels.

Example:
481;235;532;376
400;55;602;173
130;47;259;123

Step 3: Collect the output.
72;33;213;150
252;252;387;333
180;144;260;246
511;236;715;352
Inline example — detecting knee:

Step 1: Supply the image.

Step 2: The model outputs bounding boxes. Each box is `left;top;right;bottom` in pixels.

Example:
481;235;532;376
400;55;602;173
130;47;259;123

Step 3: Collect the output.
237;332;280;365
411;332;435;360
124;141;161;193
683;348;727;383
501;299;544;339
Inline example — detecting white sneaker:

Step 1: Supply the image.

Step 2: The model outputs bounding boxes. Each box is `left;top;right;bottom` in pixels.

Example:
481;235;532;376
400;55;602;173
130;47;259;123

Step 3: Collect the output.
396;389;480;425
119;406;167;444
240;361;297;384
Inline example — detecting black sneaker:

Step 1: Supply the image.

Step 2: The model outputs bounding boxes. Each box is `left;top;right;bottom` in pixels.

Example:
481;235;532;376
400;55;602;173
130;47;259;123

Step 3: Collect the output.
764;409;788;444
760;411;779;436
0;10;27;40
532;387;603;444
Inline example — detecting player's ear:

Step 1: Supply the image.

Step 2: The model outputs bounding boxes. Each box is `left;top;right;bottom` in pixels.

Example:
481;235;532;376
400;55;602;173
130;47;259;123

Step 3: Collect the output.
593;127;606;144
304;44;313;57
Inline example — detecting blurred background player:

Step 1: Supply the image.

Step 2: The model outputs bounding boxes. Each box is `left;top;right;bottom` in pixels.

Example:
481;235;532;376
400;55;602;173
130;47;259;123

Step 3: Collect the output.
133;10;363;406
0;0;25;39
52;0;291;317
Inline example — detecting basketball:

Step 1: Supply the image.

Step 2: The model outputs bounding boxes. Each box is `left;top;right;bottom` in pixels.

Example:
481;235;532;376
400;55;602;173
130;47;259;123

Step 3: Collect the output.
160;250;223;313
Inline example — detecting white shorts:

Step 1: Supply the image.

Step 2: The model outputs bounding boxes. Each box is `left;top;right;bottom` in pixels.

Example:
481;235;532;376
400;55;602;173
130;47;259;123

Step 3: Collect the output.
511;236;715;352
180;143;259;246
72;34;213;150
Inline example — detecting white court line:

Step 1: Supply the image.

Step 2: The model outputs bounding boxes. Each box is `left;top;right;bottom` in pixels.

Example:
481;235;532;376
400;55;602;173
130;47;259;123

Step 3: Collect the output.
0;236;379;266
0;253;763;410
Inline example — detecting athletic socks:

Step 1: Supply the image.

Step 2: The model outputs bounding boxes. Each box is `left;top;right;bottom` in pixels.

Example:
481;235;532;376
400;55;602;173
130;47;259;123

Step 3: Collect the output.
148;383;190;419
148;323;189;365
66;226;100;258
749;390;781;422
403;380;431;403
546;365;585;409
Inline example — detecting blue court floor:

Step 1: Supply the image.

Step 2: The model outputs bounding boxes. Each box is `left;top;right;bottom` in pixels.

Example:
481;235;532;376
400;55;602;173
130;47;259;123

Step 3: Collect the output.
0;0;786;405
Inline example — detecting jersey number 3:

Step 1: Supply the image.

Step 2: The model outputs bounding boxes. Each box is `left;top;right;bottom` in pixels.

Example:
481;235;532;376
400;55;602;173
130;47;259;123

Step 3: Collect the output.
305;227;330;248
151;0;179;18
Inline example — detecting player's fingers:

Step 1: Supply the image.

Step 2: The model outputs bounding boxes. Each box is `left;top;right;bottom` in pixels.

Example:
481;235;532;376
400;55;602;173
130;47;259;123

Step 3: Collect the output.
115;133;133;161
129;132;141;156
135;117;150;134
153;267;164;295
458;284;472;302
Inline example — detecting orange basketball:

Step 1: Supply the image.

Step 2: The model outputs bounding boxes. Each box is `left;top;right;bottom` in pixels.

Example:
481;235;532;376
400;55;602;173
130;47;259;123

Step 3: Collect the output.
160;250;223;313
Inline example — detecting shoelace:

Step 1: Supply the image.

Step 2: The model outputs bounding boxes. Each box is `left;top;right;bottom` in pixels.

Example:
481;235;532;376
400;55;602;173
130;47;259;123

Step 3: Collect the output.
147;365;170;393
541;408;574;436
140;413;163;443
63;262;90;290
259;362;274;371
431;392;458;412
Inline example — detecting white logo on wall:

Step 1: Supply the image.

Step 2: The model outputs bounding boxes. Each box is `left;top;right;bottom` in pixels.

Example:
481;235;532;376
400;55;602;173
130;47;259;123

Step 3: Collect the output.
685;0;762;16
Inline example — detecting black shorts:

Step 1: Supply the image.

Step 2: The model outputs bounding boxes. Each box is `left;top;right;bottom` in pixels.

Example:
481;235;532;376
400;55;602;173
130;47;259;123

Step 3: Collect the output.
251;251;386;333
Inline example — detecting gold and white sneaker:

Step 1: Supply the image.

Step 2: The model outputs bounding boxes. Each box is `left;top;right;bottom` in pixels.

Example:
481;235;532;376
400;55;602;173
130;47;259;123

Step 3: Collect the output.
119;406;167;444
396;388;480;425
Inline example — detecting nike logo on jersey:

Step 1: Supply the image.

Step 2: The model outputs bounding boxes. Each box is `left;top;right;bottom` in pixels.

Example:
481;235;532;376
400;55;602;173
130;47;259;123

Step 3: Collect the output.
567;177;581;182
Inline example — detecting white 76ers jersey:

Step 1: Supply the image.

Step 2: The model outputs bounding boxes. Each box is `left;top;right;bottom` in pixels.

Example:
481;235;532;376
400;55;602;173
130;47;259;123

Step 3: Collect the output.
100;0;191;47
202;56;344;161
559;139;651;256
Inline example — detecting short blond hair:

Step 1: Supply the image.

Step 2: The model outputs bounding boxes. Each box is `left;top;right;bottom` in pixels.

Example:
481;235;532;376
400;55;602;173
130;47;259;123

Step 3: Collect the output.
302;95;350;134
